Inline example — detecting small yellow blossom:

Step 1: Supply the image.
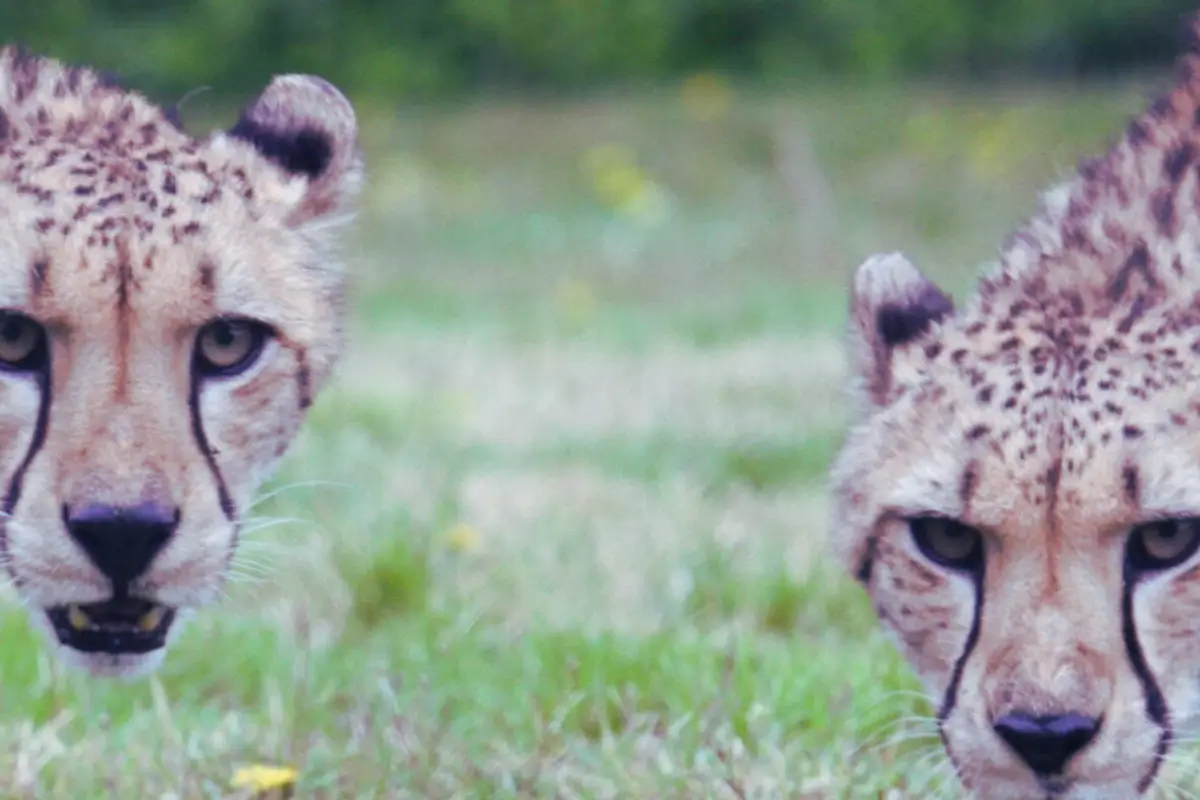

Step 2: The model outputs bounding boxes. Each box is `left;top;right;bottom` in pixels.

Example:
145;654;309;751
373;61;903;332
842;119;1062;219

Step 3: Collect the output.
444;523;481;553
231;764;298;797
581;144;670;227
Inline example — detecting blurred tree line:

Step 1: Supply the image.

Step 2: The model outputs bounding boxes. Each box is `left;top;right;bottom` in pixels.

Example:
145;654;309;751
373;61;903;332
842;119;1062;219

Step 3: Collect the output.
3;0;1199;100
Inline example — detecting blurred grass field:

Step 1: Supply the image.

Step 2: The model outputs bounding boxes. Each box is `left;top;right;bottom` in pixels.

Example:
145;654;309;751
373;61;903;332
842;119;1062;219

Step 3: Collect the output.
0;76;1180;797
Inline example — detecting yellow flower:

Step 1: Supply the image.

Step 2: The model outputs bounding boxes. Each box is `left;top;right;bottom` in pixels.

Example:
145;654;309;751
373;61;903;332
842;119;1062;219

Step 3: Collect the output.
581;144;670;227
444;523;481;553
681;72;732;121
582;142;635;175
594;162;650;210
231;764;298;797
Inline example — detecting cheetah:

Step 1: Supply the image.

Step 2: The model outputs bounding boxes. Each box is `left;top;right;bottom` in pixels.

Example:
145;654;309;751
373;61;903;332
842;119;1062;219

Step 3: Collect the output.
0;48;362;678
829;14;1200;799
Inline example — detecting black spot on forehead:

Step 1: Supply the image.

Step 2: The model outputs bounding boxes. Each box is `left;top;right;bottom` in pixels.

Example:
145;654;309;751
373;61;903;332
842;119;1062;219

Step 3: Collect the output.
1123;464;1140;504
965;424;990;441
1163;141;1194;182
1127;118;1151;147
1152;189;1176;236
197;261;215;294
1109;241;1156;302
959;462;978;506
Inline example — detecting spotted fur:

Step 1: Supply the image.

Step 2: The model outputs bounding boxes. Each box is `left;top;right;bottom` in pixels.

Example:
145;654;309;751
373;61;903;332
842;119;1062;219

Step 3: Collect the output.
829;14;1200;799
0;47;362;677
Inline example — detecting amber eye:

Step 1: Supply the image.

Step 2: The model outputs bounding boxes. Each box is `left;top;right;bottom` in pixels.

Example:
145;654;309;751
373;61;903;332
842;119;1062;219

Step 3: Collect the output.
0;312;47;372
193;318;271;377
909;516;983;571
1127;519;1200;572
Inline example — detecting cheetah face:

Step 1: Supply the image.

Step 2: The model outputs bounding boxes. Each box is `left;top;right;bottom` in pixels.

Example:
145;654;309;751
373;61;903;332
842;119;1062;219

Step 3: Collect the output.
830;253;1200;797
0;50;362;677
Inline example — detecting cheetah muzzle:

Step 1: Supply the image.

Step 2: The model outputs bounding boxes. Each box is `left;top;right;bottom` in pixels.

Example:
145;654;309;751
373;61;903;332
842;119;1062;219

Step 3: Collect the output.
831;12;1200;800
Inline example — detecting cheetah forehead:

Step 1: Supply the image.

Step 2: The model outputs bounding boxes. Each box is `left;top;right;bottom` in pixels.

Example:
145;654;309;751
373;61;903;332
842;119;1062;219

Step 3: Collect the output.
0;46;360;335
888;25;1200;433
838;39;1200;533
0;46;285;245
961;33;1200;348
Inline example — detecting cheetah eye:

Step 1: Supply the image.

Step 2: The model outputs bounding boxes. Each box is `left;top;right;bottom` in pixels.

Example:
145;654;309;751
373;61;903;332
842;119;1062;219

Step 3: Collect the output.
1127;519;1200;572
908;516;983;571
0;312;47;372
193;318;272;377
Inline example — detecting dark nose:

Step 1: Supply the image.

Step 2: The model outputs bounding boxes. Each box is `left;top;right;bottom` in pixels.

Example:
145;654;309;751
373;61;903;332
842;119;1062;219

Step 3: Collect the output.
993;711;1101;776
63;503;179;588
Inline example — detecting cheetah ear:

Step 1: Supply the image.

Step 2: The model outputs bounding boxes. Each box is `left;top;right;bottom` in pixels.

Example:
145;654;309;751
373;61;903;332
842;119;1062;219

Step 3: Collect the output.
848;252;954;409
227;74;364;230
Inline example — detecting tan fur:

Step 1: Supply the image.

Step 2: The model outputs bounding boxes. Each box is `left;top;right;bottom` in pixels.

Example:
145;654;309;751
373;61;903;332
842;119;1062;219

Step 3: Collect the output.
830;17;1200;799
0;48;362;676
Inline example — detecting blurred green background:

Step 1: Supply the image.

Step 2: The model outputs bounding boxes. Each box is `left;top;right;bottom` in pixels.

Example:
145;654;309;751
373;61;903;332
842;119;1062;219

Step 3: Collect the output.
1;2;1197;797
5;0;1200;99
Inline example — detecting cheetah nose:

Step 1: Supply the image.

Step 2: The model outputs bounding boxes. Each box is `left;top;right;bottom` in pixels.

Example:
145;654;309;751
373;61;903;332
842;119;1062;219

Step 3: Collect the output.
63;502;179;589
993;711;1101;776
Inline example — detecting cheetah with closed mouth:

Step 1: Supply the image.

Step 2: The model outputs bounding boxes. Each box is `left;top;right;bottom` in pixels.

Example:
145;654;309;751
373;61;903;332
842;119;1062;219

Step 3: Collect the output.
830;12;1200;799
0;47;362;678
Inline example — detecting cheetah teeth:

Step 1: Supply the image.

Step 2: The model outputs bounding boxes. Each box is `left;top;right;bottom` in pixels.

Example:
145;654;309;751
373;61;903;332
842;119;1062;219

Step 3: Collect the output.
66;604;91;631
137;605;166;632
65;603;166;632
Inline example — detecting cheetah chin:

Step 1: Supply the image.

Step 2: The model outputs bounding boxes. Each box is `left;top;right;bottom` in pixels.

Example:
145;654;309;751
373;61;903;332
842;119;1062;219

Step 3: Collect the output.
0;47;362;678
830;11;1200;800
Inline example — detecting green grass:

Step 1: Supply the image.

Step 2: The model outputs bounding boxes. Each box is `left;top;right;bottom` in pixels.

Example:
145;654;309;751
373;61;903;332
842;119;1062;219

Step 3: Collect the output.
0;75;1184;796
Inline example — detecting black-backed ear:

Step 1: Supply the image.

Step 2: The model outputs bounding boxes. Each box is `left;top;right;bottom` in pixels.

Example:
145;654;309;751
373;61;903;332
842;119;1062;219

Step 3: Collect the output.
227;74;363;229
848;252;954;408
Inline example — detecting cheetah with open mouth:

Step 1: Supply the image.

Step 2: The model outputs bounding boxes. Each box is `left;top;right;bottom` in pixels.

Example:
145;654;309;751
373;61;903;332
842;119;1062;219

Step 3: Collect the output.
0;47;361;678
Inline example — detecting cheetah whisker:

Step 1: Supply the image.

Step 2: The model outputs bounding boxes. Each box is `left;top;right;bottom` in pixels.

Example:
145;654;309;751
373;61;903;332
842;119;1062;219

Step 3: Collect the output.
246;480;353;512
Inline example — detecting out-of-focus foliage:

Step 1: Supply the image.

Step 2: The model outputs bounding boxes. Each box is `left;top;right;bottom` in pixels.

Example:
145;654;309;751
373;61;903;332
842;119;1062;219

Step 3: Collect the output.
2;0;1198;99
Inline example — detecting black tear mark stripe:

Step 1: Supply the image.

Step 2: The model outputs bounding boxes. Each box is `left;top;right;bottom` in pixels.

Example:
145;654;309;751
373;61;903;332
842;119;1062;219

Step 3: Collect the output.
0;362;53;583
938;564;985;728
3;366;51;516
1122;563;1171;793
188;377;234;520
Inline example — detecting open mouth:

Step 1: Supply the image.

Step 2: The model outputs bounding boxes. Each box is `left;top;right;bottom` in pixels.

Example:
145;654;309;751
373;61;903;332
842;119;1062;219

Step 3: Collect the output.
46;597;176;654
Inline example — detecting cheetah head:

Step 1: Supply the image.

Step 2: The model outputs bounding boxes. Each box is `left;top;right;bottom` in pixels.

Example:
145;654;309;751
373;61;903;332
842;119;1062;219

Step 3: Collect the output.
0;49;362;677
827;23;1200;795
